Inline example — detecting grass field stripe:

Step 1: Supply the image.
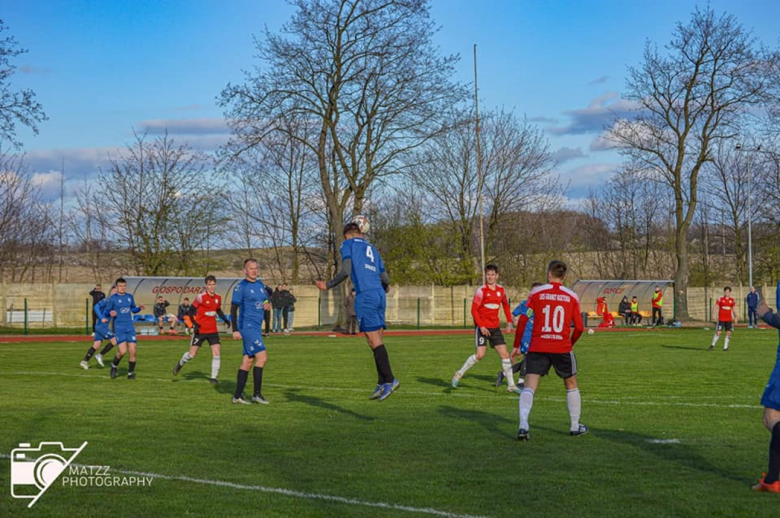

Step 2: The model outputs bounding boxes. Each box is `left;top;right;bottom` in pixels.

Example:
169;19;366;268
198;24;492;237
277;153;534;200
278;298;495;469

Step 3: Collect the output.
0;455;486;518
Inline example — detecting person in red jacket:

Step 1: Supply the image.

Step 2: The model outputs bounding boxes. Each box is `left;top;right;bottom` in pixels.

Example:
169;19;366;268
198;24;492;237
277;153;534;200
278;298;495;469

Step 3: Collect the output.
514;260;586;441
451;264;519;393
651;286;664;326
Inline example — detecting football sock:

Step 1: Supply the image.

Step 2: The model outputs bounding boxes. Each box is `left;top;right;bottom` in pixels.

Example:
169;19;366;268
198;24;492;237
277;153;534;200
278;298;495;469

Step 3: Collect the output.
179;351;193;366
724;336;730;350
457;354;479;376
253;366;264;396
99;343;114;355
235;369;249;398
567;388;582;431
112;356;122;367
128;361;136;374
711;334;719;347
211;356;220;379
766;422;780;484
501;358;515;387
84;347;96;361
519;388;535;429
512;361;524;374
373;345;395;383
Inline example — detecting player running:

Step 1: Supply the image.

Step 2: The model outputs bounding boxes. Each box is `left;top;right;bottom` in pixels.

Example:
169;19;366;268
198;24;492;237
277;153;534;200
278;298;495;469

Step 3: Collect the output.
172;275;230;385
452;264;519;394
708;286;737;351
103;278;144;379
496;283;542;388
316;221;399;402
753;293;780;492
80;285;118;369
515;260;587;441
230;259;272;404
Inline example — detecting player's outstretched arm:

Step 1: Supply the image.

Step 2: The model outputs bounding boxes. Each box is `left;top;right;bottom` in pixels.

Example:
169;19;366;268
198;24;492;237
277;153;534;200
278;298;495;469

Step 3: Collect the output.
317;258;353;291
758;301;780;329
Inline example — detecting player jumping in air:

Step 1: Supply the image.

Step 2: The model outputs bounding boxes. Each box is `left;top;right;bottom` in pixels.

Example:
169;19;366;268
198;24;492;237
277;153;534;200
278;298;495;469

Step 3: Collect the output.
103;278;144;379
80;285;118;369
316;221;399;402
753;292;780;492
452;264;519;394
515;260;587;441
230;259;273;404
172;275;231;385
709;286;737;351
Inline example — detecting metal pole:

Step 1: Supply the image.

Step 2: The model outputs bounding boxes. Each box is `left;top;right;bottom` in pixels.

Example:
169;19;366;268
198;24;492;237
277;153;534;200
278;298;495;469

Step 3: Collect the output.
473;44;486;286
24;298;28;335
86;298;90;335
417;298;420;330
748;151;753;289
464;298;467;328
317;294;321;330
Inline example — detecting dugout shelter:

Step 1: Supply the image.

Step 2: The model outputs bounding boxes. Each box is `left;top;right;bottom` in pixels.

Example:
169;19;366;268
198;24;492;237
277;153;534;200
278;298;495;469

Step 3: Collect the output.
571;280;674;325
123;276;242;317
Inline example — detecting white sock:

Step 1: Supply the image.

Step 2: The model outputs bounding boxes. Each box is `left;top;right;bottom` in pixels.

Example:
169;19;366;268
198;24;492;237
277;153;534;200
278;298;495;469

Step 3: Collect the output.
457;354;478;376
180;351;192;365
711;334;719;346
501;358;515;387
567;388;581;431
724;336;730;350
211;356;221;379
519;388;535;429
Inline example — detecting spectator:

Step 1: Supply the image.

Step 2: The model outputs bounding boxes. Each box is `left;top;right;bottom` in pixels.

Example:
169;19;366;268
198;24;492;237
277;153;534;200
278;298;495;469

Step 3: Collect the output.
153;296;177;335
178;297;193;335
651;286;664;326
89;284;105;334
281;283;292;332
618;296;631;325
286;287;297;332
630;296;642;326
747;286;760;329
345;288;358;335
271;285;285;333
263;284;273;337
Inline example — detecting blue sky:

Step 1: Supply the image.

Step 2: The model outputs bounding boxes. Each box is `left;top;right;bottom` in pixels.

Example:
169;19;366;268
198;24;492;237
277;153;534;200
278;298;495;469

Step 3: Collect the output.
2;0;780;200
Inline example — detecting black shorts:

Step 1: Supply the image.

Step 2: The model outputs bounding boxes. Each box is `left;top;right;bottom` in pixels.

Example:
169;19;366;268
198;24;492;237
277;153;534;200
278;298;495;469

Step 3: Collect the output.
474;327;506;348
190;333;221;347
525;351;578;379
716;321;733;332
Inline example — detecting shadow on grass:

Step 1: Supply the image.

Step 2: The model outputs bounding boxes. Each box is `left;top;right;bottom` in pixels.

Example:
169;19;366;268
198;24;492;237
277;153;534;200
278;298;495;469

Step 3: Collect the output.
593;427;751;484
416;376;495;394
437;405;514;440
183;370;209;381
284;388;375;422
660;345;708;351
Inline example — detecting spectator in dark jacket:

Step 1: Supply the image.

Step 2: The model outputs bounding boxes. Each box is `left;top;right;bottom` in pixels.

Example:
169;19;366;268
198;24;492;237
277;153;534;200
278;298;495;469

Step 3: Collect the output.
271;286;286;333
154;296;177;335
89;284;106;333
178;298;193;335
618;296;631;325
747;286;760;329
286;287;297;332
345;288;357;335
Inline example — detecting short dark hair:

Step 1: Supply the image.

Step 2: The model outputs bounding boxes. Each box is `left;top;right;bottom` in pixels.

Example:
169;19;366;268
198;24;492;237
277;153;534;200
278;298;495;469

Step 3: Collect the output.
724;286;731;292
244;258;257;266
485;264;499;273
343;222;360;236
115;277;126;285
205;275;217;284
184;298;189;302
632;296;637;300
531;282;543;288
547;260;567;280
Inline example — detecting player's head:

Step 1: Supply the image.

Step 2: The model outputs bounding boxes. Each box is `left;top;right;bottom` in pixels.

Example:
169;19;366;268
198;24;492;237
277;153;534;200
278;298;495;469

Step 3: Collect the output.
485;264;499;285
109;285;117;296
244;258;258;281
183;298;189;305
632;296;637;301
343;222;361;239
622;295;628;301
546;260;567;282
531;282;542;289
724;286;731;295
157;295;164;303
205;275;217;293
95;284;102;291
655;285;660;292
115;278;127;294
282;283;288;290
750;285;756;292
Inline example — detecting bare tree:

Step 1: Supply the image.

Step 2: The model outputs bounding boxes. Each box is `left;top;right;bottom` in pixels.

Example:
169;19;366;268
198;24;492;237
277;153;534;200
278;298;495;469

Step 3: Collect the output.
609;6;777;319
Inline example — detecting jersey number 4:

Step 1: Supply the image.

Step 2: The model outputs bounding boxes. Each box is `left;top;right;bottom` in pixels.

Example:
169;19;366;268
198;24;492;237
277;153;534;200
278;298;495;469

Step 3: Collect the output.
366;247;374;262
541;305;565;333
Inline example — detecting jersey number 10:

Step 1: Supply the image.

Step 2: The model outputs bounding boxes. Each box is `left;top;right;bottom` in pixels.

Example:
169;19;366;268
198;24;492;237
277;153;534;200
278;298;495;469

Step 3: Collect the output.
541;305;565;333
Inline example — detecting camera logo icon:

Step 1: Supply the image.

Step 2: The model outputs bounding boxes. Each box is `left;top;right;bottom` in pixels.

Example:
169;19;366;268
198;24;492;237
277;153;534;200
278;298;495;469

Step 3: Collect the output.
10;441;88;508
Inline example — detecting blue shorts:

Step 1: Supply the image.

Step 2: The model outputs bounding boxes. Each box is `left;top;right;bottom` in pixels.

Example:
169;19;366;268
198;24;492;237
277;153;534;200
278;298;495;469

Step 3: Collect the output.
356;289;386;333
115;327;137;344
762;364;780;411
241;326;266;357
94;324;115;342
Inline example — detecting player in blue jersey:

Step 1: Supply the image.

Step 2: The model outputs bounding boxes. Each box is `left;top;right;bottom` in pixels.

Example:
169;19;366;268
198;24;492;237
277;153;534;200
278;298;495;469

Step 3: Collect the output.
754;292;780;492
230;258;273;405
495;283;542;388
80;286;118;369
316;222;399;401
103;278;144;379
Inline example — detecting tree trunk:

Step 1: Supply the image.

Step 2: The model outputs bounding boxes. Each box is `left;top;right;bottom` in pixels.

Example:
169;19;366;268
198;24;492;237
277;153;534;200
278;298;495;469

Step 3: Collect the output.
674;223;690;320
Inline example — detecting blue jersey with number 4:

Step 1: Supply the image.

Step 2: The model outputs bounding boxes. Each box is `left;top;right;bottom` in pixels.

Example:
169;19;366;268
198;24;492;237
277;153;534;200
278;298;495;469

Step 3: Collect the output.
340;237;385;294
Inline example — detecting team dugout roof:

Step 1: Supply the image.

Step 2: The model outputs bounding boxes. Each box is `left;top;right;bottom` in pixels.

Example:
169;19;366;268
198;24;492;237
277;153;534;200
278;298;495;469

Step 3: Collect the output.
571;280;674;315
123;277;243;310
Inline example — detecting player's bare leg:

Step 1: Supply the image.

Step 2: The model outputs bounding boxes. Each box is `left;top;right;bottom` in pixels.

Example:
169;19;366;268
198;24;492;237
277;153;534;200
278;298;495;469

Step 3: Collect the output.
365;329;398;400
110;342;128;379
173;342;201;376
755;408;780;492
494;344;521;394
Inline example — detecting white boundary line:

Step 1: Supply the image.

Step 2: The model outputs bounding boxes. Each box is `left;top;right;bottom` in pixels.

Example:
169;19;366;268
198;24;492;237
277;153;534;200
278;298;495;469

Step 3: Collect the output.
0;455;486;518
0;370;764;409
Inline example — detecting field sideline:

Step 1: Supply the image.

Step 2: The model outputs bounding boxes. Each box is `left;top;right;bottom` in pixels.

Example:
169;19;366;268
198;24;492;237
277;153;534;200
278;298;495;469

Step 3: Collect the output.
1;328;778;517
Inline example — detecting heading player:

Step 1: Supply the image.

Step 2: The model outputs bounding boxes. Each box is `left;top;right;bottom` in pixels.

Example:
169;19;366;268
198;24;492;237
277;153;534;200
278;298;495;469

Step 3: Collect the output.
230;259;272;404
103;278;144;379
80;285;118;369
316;221;399;402
709;286;737;351
172;275;230;385
515;260;587;441
451;264;519;394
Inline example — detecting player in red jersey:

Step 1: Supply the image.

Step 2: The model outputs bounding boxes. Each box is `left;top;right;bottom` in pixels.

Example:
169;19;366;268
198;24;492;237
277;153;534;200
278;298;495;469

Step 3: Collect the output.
451;264;520;393
514;260;586;441
172;275;230;384
708;286;738;351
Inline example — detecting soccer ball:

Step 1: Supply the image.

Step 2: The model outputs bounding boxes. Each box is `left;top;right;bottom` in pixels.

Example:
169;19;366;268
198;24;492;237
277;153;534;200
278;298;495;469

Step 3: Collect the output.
587;329;594;335
353;214;370;234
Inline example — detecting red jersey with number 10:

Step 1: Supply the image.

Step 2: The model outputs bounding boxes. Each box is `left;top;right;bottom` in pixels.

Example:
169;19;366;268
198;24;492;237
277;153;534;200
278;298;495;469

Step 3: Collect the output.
522;282;583;353
193;291;223;334
471;284;512;329
716;296;736;322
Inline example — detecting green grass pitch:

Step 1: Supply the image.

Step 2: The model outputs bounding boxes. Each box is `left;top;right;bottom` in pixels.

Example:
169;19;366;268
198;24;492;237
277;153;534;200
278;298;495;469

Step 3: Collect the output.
1;328;779;517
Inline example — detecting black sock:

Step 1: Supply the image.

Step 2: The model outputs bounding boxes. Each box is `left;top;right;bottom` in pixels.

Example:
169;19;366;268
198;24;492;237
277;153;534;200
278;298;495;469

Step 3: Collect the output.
128;361;136;374
84;347;96;362
767;422;780;483
512;361;523;374
372;345;394;384
99;343;114;355
112;356;122;367
235;369;249;399
253;366;264;397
